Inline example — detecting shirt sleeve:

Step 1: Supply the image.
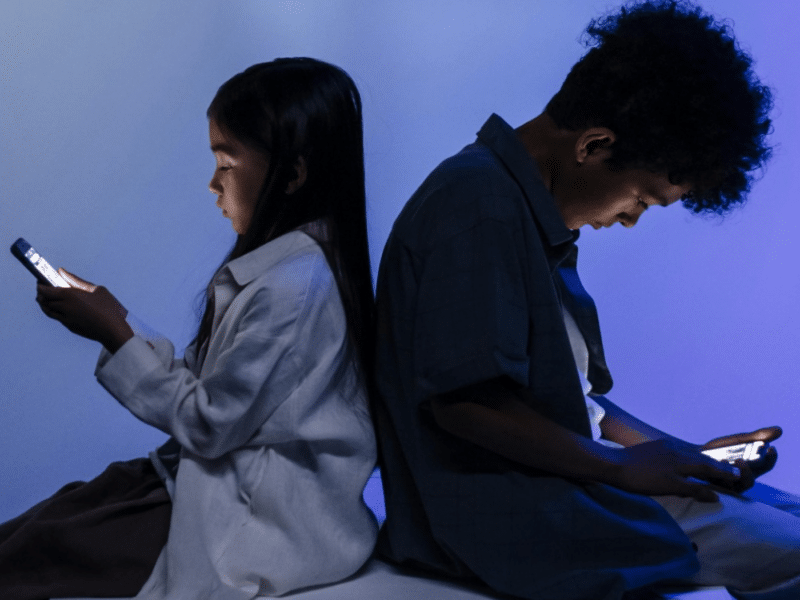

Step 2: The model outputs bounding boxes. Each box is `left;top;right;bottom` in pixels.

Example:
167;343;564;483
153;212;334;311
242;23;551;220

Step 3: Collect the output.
95;285;305;460
95;312;185;373
413;211;530;399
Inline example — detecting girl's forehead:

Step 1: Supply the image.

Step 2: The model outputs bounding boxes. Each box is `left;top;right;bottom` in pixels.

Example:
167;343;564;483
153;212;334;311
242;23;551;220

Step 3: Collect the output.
209;118;241;155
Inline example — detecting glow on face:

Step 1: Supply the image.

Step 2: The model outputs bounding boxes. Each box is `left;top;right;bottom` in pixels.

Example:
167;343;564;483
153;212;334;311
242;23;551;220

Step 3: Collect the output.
208;118;270;235
560;168;691;230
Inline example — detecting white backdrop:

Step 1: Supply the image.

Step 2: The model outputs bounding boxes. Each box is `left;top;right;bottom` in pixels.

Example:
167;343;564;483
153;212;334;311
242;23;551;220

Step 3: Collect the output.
2;0;798;522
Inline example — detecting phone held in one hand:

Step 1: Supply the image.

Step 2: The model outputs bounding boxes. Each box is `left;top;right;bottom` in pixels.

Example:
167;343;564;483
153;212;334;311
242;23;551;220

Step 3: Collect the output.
702;441;767;463
10;238;70;288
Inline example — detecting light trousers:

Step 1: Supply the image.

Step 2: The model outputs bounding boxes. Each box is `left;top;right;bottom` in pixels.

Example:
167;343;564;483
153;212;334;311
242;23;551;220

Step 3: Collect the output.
654;482;800;599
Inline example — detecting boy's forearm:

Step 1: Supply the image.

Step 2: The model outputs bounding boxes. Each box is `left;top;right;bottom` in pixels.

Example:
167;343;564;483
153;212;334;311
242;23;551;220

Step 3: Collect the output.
430;380;742;501
430;379;622;483
592;395;684;447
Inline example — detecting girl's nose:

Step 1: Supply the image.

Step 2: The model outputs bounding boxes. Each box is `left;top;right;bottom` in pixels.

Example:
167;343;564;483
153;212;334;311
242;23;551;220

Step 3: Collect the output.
209;173;222;195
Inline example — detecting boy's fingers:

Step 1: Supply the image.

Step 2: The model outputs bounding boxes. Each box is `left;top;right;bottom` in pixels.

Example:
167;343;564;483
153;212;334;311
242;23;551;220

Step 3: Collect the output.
689;456;741;483
756;426;782;442
703;426;782;449
750;446;778;478
670;477;719;503
689;485;719;503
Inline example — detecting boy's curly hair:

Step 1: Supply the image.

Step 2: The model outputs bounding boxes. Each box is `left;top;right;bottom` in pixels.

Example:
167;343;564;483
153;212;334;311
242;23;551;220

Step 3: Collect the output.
545;0;773;214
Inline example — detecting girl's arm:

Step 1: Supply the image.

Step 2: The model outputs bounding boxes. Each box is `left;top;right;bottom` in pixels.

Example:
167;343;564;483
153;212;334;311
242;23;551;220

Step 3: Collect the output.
35;269;186;370
94;285;304;459
36;268;306;459
96;312;190;374
36;279;133;353
95;253;338;460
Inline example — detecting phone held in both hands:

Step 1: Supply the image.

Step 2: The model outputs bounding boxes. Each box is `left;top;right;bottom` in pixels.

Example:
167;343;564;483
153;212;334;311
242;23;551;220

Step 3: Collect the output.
10;237;70;287
702;441;768;464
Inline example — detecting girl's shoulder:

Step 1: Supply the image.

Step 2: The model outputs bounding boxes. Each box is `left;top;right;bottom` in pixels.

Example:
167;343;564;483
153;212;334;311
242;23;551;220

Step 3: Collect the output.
226;231;328;287
239;231;336;307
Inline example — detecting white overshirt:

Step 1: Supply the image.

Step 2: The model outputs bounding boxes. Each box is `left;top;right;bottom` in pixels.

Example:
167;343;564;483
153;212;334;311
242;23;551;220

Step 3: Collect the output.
94;231;378;599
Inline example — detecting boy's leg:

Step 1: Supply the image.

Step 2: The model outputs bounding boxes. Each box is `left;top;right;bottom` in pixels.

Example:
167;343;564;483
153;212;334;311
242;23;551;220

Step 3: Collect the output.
741;482;800;517
653;483;800;599
0;458;171;600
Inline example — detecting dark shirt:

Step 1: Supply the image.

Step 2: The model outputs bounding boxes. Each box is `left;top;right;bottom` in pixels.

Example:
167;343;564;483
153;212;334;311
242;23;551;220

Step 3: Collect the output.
374;114;699;600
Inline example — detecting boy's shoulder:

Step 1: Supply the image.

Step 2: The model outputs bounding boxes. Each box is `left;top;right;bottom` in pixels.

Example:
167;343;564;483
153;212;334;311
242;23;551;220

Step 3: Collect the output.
392;140;531;254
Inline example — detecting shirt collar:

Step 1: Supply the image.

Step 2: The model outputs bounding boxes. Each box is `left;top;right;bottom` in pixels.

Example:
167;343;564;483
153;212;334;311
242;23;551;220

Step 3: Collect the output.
476;113;576;248
220;230;317;287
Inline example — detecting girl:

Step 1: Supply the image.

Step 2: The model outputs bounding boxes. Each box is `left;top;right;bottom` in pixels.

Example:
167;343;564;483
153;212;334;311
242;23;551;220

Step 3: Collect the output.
6;58;378;599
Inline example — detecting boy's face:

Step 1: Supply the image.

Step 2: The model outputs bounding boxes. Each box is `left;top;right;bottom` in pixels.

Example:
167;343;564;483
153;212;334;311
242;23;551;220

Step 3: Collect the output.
556;165;691;230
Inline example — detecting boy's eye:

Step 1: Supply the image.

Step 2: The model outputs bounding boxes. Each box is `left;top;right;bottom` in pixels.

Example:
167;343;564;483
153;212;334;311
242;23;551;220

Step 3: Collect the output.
637;197;648;209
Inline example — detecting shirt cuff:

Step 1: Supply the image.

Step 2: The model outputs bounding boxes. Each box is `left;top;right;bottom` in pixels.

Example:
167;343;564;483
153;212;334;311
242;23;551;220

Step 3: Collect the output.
96;312;175;374
126;312;163;342
96;335;165;403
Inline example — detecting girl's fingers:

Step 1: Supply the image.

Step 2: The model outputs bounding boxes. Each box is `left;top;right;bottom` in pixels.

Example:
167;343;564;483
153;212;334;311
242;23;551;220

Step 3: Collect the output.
36;283;64;300
37;298;60;320
58;268;97;292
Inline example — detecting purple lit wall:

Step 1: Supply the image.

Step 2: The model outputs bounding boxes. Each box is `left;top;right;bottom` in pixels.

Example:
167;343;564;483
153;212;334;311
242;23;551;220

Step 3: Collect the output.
2;1;798;524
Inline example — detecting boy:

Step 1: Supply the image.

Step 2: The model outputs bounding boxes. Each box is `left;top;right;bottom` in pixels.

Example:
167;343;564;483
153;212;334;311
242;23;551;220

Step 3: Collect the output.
374;2;800;599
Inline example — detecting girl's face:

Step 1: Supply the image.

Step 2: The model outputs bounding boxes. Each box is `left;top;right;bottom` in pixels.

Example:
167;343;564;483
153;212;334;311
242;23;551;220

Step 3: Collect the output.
208;118;270;235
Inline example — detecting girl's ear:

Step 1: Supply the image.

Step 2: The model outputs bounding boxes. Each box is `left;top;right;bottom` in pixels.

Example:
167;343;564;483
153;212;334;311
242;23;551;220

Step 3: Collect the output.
285;156;308;195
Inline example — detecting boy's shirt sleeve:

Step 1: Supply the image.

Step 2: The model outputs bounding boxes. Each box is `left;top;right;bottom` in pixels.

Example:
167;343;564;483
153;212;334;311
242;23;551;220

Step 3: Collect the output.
411;205;530;401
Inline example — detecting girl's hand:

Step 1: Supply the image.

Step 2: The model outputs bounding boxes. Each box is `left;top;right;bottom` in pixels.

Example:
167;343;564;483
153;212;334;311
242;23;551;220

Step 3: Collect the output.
36;269;133;353
700;426;781;493
58;268;99;293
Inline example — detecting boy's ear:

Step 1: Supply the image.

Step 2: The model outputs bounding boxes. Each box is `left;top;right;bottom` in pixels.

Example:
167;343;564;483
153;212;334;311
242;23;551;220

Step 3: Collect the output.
575;127;616;165
285;156;308;195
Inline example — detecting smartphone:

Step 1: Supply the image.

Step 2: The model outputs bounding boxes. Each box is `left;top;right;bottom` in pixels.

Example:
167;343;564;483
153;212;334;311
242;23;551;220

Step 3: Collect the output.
10;238;70;287
702;441;767;463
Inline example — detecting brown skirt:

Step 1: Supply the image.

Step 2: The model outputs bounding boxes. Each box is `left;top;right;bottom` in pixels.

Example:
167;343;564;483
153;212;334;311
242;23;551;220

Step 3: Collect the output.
0;458;171;600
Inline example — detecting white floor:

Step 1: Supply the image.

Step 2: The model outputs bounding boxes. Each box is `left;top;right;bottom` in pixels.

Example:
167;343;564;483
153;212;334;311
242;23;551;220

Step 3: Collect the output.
53;558;730;600
661;588;729;599
280;558;730;600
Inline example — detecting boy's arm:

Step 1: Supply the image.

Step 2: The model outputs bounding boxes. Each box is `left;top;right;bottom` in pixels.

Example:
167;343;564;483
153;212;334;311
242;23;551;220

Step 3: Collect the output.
592;394;678;447
430;378;742;502
592;394;781;489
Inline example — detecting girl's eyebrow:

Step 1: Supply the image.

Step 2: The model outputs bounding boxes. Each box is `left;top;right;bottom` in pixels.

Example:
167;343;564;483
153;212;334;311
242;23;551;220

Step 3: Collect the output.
211;142;237;154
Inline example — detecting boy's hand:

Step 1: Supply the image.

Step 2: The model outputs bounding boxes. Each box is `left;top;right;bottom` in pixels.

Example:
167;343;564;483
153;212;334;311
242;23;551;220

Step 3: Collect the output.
608;438;742;503
700;426;781;492
36;268;133;353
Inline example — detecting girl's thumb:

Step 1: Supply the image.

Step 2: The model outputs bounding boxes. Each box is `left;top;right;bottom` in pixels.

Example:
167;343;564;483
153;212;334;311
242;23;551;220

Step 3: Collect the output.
58;268;97;292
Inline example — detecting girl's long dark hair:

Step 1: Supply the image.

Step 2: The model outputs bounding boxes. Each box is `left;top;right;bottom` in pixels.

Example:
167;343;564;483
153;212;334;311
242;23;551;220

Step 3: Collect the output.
195;58;374;398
